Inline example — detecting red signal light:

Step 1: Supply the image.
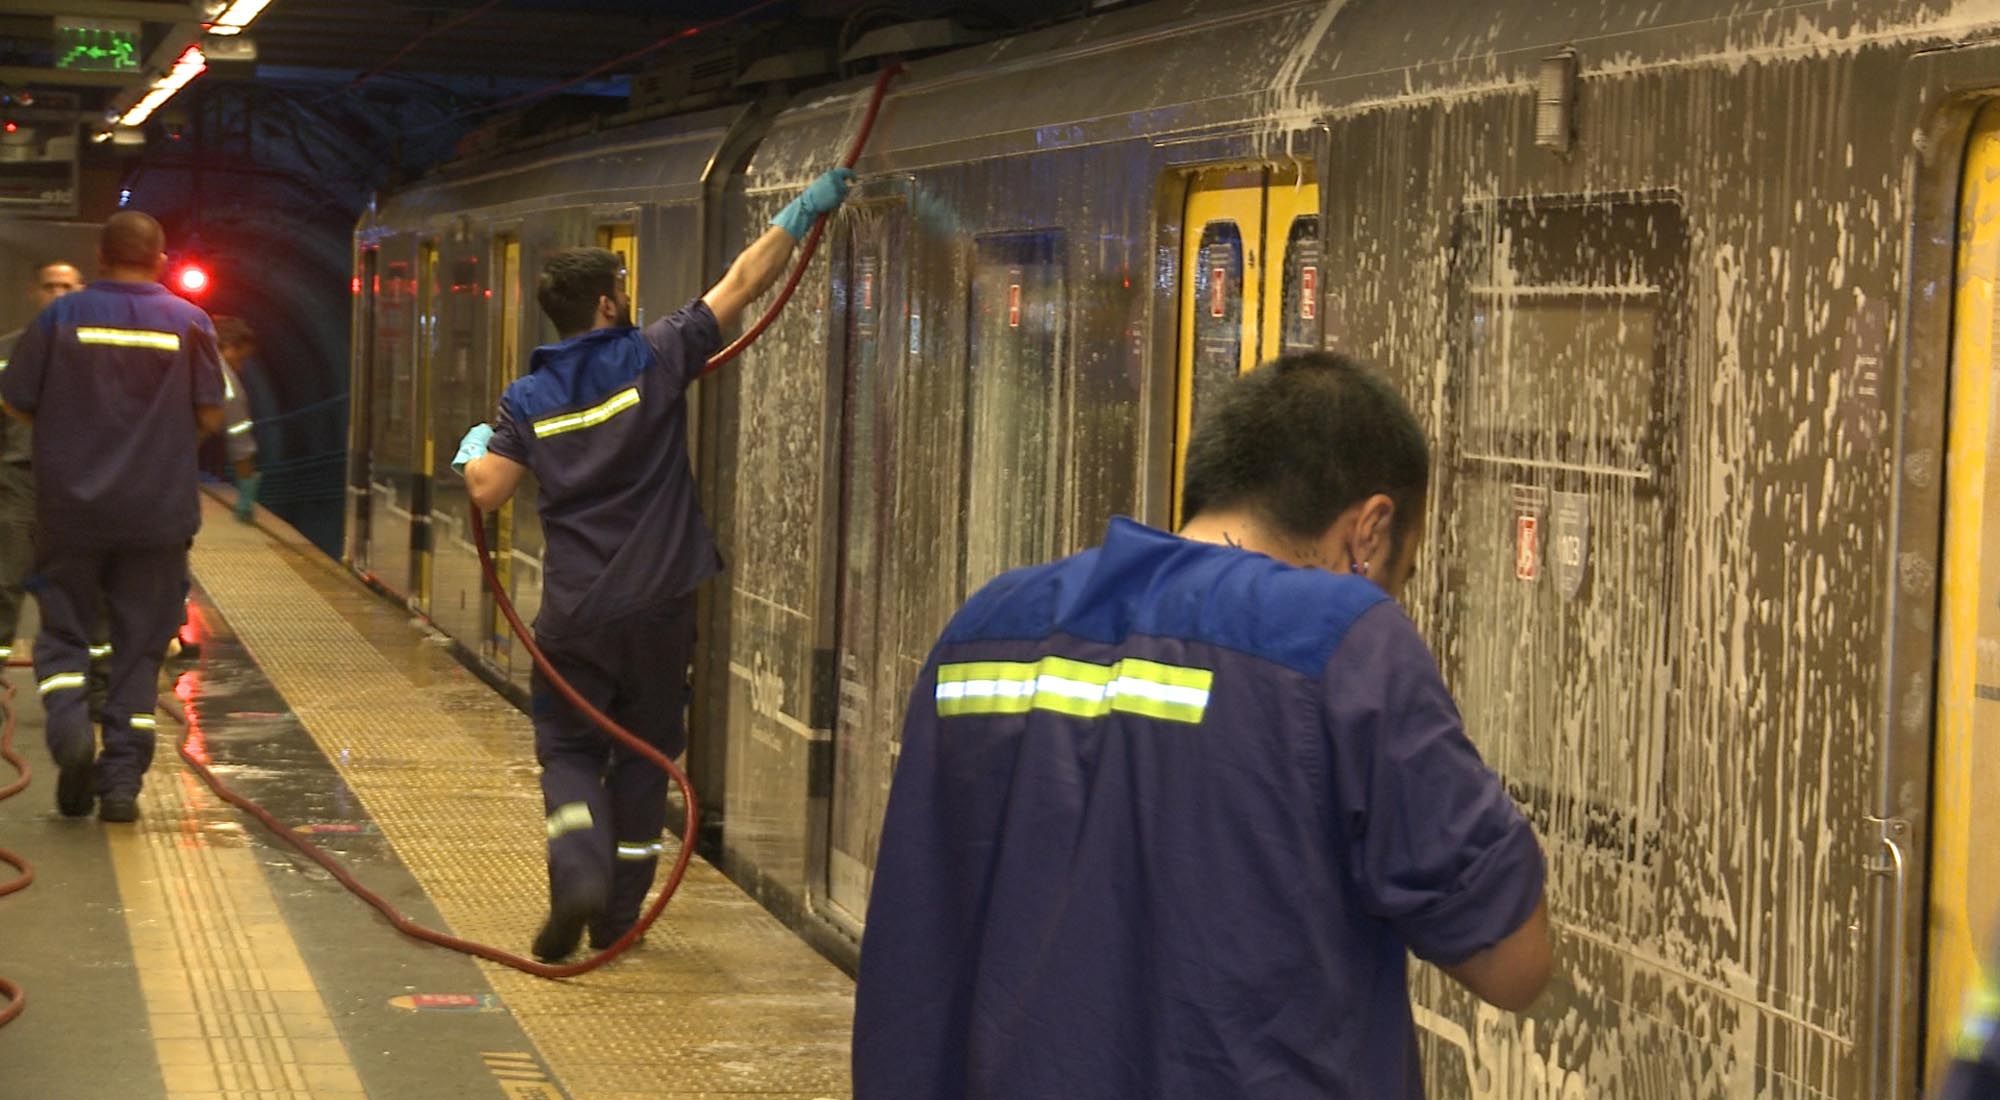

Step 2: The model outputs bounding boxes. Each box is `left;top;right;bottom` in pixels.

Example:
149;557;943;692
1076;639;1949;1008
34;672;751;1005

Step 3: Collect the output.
3;123;16;135
174;264;209;296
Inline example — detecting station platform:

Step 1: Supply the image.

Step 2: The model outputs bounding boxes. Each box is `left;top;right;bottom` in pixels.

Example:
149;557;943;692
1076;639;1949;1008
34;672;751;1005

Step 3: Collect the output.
0;496;854;1099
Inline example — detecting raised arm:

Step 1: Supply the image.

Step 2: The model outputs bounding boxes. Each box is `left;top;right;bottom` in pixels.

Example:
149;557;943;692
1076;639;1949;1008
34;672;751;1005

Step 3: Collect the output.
701;167;856;331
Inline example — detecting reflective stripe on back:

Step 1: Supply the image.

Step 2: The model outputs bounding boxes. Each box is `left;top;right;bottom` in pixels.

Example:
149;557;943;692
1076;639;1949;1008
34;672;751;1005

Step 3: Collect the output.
76;326;181;351
935;656;1214;725
531;386;640;439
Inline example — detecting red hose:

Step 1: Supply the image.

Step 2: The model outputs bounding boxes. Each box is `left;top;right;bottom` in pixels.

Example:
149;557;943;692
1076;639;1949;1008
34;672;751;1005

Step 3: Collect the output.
165;63;905;980
701;62;903;376
0;681;28;1027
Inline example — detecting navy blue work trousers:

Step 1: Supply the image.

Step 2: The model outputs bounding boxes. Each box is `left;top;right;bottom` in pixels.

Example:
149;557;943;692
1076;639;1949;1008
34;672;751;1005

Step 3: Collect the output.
532;594;696;939
28;535;187;797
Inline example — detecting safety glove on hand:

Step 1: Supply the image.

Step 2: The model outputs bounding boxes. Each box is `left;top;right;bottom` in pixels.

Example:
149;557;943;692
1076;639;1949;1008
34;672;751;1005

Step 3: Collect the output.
772;167;859;240
452;423;494;477
232;472;261;523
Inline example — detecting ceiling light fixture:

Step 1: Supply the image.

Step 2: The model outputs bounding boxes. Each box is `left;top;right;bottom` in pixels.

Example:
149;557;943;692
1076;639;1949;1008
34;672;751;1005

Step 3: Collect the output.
207;0;272;35
119;44;205;127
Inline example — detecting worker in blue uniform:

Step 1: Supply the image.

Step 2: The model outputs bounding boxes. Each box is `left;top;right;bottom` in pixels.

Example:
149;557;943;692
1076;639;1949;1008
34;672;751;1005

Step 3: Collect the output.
455;166;857;961
853;351;1554;1100
213;315;261;523
0;211;225;823
0;260;83;664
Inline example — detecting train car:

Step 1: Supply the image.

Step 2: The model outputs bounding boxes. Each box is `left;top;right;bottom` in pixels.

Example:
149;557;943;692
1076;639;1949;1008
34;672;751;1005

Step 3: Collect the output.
348;0;2000;1095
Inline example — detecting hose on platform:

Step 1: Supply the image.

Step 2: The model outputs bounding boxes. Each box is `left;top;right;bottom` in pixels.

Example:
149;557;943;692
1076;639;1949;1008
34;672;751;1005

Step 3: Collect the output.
166;62;904;980
0;681;29;1027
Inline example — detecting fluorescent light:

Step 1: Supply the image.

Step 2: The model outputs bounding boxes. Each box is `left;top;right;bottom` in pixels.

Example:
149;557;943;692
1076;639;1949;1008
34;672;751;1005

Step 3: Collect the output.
213;0;272;31
119;44;205;127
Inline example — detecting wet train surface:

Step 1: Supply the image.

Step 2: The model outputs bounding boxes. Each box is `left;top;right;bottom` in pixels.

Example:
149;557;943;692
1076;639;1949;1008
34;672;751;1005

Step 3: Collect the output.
345;1;2000;1095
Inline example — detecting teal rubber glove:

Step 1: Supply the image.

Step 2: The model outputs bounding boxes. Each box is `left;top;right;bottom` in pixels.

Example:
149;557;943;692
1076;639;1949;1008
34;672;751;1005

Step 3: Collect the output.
232;472;260;523
771;167;858;239
452;423;493;476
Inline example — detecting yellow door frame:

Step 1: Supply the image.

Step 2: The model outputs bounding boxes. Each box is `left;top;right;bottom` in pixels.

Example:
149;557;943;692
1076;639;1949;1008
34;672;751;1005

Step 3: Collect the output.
1932;99;2000;1086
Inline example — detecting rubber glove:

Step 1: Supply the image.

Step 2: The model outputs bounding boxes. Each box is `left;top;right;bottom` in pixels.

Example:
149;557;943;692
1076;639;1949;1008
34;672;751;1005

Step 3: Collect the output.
232;472;261;523
771;167;858;240
452;423;493;476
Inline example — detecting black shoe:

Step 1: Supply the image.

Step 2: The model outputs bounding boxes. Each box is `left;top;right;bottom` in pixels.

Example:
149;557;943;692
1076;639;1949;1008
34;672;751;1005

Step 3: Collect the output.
98;797;138;823
54;762;93;818
531;886;607;963
588;923;641;952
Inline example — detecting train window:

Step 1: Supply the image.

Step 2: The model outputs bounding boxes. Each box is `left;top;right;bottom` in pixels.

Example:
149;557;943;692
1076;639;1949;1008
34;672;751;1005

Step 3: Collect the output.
1444;197;1686;941
963;231;1067;589
379;258;412;436
1279;215;1322;354
596;224;638;323
1188;222;1243;449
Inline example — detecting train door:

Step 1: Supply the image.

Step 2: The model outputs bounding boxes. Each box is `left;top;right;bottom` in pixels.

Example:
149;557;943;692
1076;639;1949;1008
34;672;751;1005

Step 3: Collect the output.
367;251;416;597
1930;101;2000;1088
490;232;522;668
411;240;440;612
347;248;378;568
1173;166;1320;522
824;201;910;926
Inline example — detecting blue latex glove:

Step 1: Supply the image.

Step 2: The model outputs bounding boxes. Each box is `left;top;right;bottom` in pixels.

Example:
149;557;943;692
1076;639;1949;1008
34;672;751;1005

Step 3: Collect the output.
771;167;858;239
232;472;260;523
452;423;493;476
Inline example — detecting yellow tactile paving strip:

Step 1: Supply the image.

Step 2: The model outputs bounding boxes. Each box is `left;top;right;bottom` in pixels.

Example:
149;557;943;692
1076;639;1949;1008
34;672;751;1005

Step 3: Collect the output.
108;762;365;1099
188;499;853;1100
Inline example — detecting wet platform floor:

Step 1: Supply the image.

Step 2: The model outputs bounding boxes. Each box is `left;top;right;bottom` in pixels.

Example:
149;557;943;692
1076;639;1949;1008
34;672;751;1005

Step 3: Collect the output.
0;496;854;1099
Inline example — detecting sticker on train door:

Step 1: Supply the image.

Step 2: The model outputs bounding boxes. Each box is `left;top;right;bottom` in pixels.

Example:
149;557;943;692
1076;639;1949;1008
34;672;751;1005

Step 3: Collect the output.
1008;282;1022;328
1515;516;1540;582
1551;491;1590;599
1301;267;1318;320
1211;267;1227;318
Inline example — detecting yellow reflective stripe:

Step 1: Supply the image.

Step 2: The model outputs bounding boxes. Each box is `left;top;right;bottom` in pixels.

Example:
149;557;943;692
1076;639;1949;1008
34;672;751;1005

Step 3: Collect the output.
88;644;112;660
227;420;254;435
129;714;157;731
223;371;236;400
615;841;663;861
545;801;593;839
38;672;85;695
76;326;181;351
936;656;1214;725
531;387;639;438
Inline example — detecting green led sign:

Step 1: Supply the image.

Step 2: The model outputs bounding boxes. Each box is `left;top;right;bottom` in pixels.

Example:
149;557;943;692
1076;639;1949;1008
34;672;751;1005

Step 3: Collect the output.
55;20;141;74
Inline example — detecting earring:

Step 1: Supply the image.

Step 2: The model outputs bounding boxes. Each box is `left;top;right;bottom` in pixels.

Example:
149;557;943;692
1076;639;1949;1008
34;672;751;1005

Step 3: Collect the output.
1352;560;1369;576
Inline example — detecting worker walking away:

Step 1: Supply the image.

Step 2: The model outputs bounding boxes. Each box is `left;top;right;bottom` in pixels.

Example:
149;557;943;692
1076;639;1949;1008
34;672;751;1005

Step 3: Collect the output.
853;352;1555;1100
213;316;260;522
0;212;225;823
455;166;857;961
0;260;82;665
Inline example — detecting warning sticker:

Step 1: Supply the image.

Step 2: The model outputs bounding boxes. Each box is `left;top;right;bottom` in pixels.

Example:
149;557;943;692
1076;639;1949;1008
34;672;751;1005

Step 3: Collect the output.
1515;515;1540;582
1007;283;1022;328
1210;267;1227;318
1300;266;1318;321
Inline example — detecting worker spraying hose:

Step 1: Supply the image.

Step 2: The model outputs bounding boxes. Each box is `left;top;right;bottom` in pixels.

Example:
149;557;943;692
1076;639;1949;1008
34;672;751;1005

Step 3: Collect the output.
453;166;859;961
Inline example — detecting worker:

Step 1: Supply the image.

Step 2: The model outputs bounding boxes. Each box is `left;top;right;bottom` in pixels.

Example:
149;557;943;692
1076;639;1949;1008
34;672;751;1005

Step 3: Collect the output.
212;315;260;523
0;260;82;664
0;212;224;823
455;166;857;961
852;351;1554;1099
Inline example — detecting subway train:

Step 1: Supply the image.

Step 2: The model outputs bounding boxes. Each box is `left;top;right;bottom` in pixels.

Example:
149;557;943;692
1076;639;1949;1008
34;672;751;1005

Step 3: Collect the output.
344;0;2000;1095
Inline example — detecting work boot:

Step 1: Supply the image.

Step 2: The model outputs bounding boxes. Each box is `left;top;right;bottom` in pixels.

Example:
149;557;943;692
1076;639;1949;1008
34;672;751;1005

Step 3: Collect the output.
54;761;93;818
98;796;138;824
531;881;607;963
588;922;642;953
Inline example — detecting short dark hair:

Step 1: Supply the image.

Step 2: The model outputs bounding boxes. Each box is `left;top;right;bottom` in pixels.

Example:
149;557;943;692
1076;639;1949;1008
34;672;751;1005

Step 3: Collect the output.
100;210;164;269
1181;351;1431;546
213;315;254;349
536;247;622;336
